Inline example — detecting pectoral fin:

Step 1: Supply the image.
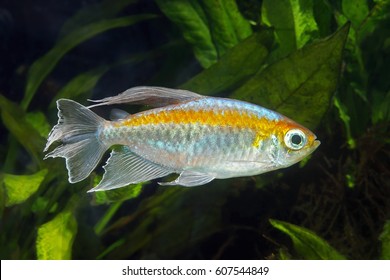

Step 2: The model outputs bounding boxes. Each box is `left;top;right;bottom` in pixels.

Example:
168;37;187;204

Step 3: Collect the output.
88;86;203;108
158;171;215;187
88;147;173;192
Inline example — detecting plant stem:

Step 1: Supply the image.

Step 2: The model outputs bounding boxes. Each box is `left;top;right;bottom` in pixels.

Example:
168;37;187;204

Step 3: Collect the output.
94;201;122;236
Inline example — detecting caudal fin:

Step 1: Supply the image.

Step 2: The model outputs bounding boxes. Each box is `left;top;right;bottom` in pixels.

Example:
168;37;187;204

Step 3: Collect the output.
44;99;108;183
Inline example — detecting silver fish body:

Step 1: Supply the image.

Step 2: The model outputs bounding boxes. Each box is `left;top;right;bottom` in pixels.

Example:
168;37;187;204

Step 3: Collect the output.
44;87;320;192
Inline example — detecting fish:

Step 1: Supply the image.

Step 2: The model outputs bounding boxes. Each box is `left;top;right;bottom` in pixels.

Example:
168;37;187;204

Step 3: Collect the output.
44;86;320;192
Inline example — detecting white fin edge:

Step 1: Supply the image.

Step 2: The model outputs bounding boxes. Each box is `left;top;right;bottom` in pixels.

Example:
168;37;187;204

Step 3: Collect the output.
88;147;174;192
44;99;108;183
88;86;204;108
158;170;215;187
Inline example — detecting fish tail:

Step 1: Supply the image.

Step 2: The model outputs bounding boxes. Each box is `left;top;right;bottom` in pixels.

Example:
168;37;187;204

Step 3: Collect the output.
44;99;108;183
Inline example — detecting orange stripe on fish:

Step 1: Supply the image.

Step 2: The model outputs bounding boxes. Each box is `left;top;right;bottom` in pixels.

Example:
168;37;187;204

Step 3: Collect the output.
116;108;270;129
114;108;299;148
44;86;320;191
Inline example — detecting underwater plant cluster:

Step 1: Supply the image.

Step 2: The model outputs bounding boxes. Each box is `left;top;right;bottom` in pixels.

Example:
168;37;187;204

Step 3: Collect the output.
0;0;389;260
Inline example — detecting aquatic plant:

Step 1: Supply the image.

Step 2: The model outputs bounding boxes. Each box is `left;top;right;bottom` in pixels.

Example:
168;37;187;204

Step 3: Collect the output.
0;0;389;260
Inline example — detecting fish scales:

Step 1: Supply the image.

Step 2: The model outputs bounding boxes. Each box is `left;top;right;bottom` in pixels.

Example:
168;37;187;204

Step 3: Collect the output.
44;86;320;191
104;98;277;170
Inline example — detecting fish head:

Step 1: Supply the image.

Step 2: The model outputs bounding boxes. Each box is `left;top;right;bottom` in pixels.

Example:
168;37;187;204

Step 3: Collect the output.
271;120;321;168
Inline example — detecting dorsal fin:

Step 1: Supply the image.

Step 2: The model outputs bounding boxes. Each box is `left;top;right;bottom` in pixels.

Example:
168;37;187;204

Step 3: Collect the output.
88;86;204;108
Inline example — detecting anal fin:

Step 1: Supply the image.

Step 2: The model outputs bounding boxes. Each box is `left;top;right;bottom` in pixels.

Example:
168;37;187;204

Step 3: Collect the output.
88;147;173;192
158;171;215;187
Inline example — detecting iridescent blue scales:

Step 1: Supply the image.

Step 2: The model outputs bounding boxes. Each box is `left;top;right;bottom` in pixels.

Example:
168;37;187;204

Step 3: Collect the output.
44;87;320;192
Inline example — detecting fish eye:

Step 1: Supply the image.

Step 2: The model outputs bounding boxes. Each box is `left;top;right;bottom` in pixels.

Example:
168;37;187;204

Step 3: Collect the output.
284;129;306;150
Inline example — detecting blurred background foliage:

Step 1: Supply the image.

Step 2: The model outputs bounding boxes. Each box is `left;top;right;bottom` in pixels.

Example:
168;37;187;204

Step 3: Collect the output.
0;0;389;260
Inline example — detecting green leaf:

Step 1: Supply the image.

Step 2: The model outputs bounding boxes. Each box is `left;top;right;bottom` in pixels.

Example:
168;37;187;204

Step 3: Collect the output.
181;30;273;94
278;248;292;260
270;219;346;260
371;90;390;124
262;0;319;60
25;111;51;138
231;23;350;130
342;0;369;29
22;14;157;110
103;182;240;259
155;0;217;68
2;169;48;206
49;42;174;107
156;0;252;68
334;97;356;149
358;1;390;41
334;2;390;140
59;0;138;37
222;0;253;41
200;0;252;56
94;183;143;205
36;209;78;260
31;196;58;214
92;175;144;237
379;220;390;260
0;95;45;161
94;202;123;236
49;67;109;108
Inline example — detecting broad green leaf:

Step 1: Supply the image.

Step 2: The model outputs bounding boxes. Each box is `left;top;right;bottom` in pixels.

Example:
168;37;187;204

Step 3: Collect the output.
25;111;51;138
339;0;369;69
156;0;252;68
223;0;253;41
379;220;390;260
342;0;369;29
22;14;157;110
0;95;44;161
181;30;273;94
270;219;346;260
36;209;78;260
262;0;319;60
155;0;217;68
2;169;48;206
200;0;252;56
231;23;350;130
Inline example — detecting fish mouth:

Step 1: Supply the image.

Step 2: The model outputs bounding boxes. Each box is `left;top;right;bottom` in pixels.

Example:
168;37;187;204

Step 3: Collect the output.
313;139;321;149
